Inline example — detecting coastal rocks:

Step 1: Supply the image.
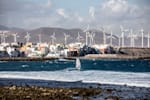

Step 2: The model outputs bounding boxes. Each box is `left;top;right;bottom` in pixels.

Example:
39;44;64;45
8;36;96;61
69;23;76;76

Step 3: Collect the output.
0;86;102;100
104;96;119;100
79;45;99;56
118;47;150;56
9;85;17;90
0;83;150;100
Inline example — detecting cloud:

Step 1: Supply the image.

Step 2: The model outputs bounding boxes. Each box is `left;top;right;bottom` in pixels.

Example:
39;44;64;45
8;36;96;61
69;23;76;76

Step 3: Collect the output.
0;0;52;15
100;0;130;19
47;0;52;7
87;0;150;33
89;6;95;19
56;8;69;18
99;0;142;22
100;0;147;20
22;16;59;29
1;0;150;33
102;0;128;13
74;13;84;22
0;0;21;14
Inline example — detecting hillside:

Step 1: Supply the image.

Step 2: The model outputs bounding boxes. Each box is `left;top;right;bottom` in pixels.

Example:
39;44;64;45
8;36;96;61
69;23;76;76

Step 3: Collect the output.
0;25;149;47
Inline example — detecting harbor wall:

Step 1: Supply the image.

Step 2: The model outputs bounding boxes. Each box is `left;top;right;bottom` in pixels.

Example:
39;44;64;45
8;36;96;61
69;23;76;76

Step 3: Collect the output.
84;47;150;59
0;48;150;61
118;47;150;56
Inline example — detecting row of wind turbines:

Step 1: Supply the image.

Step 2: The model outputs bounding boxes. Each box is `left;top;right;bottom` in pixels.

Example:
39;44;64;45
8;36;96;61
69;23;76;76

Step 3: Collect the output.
119;26;150;48
0;31;19;43
0;26;150;48
49;25;150;48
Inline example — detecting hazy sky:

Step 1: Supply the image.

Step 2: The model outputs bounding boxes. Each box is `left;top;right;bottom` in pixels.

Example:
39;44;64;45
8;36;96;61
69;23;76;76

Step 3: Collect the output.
0;0;150;34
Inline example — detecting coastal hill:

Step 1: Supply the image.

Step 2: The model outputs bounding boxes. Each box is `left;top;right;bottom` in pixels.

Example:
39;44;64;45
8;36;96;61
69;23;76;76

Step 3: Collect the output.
0;25;9;30
0;25;113;44
0;25;148;47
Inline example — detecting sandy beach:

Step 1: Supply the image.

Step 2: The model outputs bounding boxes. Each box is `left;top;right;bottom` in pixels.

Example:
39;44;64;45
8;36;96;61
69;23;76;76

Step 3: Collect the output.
0;78;150;100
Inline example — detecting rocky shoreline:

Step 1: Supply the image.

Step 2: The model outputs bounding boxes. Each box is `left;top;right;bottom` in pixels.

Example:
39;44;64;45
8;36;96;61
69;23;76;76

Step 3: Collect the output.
0;54;150;61
0;57;59;61
0;78;150;100
0;48;150;61
0;47;150;61
0;85;102;100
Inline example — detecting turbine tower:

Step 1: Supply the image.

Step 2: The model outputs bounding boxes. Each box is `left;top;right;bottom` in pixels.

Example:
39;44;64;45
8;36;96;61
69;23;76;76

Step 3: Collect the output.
148;32;150;48
120;25;128;47
0;31;3;43
50;32;56;44
76;32;83;43
129;29;133;47
132;34;138;47
25;32;31;43
38;34;42;43
12;33;19;43
140;28;144;48
118;36;121;47
89;32;95;45
64;33;70;45
83;24;90;45
0;31;9;43
107;30;115;46
0;34;2;43
129;29;138;47
110;31;113;46
100;27;106;45
92;32;95;45
2;31;8;43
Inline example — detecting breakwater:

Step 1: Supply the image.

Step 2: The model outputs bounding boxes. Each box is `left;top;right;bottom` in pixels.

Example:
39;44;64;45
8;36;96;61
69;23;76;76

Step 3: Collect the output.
0;48;150;61
0;57;58;61
118;47;150;56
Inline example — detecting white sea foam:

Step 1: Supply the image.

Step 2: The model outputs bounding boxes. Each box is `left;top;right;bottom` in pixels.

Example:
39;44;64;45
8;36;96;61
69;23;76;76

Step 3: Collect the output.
58;58;74;62
0;61;8;63
21;65;29;68
0;70;150;87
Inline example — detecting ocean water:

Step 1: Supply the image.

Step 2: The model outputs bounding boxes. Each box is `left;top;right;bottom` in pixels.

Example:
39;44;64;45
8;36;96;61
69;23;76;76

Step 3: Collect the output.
0;59;150;87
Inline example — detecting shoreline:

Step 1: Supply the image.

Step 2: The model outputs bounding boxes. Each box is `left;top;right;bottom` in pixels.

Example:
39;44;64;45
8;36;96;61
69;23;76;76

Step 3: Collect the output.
0;54;150;61
0;78;150;99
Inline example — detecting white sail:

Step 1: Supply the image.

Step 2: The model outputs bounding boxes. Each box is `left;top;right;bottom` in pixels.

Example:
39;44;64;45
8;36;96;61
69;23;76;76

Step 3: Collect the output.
76;58;81;70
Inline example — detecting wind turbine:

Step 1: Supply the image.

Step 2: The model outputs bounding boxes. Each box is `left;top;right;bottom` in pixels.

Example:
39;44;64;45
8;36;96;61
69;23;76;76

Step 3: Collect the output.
0;34;3;43
128;29;133;47
129;29;137;47
25;32;31;43
108;31;114;46
12;33;19;43
107;30;116;46
0;31;9;43
76;32;83;43
118;36;121;47
89;32;95;45
38;34;42;43
120;25;128;47
84;28;95;46
133;34;138;47
2;31;8;43
83;24;90;45
148;32;150;48
129;29;138;47
140;28;144;48
110;31;113;46
64;33;70;45
100;27;106;45
0;31;4;43
50;32;56;44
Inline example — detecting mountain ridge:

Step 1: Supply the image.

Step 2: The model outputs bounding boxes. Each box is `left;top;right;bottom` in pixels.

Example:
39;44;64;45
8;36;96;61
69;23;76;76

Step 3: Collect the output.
0;25;148;47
